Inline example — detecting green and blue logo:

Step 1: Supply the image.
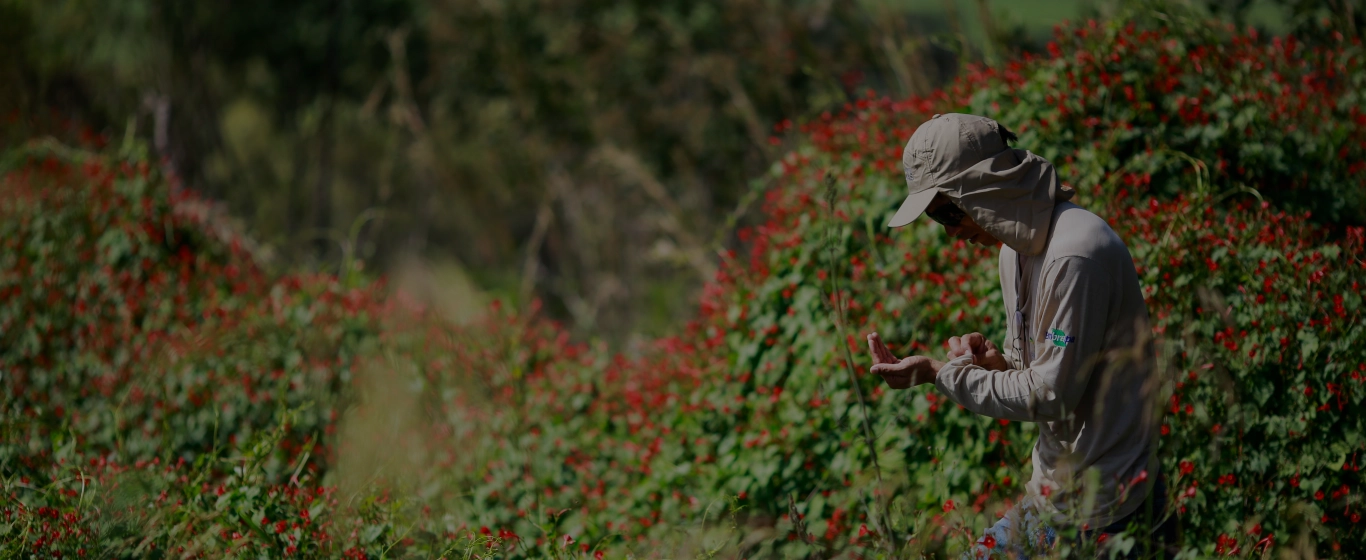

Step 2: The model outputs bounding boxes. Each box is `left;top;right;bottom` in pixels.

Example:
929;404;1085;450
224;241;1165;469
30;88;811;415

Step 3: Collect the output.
1046;328;1075;348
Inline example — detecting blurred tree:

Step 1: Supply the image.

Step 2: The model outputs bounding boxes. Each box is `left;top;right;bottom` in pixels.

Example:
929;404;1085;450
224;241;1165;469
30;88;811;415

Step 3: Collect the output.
1;0;416;235
1201;0;1362;40
1;0;1038;350
153;0;418;251
412;0;977;348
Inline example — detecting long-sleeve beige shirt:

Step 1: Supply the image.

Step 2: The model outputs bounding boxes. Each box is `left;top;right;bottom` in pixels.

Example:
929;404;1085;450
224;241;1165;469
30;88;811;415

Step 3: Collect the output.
934;201;1161;528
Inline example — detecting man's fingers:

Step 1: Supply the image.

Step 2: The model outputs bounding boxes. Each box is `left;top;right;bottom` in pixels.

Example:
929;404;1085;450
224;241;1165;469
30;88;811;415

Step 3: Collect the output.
875;356;923;373
868;333;894;365
873;355;930;389
879;341;897;363
870;334;884;360
947;336;963;358
871;333;897;363
965;332;987;355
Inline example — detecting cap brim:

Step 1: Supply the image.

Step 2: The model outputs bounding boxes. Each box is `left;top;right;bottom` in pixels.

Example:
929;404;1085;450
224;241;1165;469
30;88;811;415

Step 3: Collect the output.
886;188;937;228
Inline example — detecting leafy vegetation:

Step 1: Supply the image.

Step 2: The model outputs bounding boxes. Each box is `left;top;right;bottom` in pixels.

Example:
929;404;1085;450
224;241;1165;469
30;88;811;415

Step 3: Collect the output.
1;0;1004;348
3;2;1365;559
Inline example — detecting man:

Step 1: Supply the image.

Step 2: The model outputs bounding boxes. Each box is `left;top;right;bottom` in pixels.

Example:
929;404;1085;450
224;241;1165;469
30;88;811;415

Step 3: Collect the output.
865;113;1177;558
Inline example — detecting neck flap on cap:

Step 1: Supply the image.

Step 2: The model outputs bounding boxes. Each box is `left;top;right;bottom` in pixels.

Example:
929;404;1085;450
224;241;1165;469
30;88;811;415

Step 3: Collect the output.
941;148;1074;256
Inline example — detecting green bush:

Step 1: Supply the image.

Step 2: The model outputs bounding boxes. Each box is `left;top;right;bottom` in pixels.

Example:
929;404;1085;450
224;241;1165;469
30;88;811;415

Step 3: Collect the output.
3;4;1365;559
0;135;495;557
412;7;1366;557
0;142;362;477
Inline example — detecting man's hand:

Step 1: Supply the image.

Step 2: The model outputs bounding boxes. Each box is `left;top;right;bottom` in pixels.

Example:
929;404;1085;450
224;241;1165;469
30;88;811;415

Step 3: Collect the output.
946;332;1009;371
867;332;942;389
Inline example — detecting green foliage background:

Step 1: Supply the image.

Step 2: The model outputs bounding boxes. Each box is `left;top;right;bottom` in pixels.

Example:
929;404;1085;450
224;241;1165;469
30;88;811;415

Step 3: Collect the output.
2;0;1366;558
2;0;974;348
5;0;1346;350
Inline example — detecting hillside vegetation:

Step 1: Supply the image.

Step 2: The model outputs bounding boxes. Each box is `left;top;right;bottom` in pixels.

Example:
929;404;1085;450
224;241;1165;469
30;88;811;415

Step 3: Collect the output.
2;5;1365;559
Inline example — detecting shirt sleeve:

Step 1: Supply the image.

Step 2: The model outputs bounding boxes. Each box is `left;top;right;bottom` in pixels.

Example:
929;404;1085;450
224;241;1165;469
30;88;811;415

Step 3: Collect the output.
933;256;1112;422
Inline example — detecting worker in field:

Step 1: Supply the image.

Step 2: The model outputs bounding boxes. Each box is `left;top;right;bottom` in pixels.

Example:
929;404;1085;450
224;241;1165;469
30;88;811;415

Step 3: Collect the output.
865;113;1178;559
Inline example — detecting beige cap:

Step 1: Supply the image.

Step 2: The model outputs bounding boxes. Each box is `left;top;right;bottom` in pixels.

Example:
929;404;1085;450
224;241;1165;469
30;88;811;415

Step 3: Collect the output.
887;113;1013;228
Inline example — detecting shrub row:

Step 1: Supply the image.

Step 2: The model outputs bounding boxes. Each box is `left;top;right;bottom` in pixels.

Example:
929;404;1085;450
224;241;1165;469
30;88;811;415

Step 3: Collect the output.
2;4;1365;558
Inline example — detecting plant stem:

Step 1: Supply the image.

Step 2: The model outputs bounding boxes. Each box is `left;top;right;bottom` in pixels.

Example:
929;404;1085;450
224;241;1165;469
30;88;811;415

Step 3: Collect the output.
819;172;895;549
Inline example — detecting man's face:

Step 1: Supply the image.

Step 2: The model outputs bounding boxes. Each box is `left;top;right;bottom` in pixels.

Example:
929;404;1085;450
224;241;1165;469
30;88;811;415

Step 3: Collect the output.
925;193;1001;247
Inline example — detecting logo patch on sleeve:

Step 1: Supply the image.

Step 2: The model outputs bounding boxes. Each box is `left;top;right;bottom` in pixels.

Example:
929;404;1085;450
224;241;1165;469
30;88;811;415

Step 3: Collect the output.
1046;328;1076;347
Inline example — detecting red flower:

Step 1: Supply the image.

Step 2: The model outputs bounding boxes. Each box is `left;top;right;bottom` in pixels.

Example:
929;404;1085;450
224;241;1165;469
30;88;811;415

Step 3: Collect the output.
943;500;956;512
1215;534;1238;555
